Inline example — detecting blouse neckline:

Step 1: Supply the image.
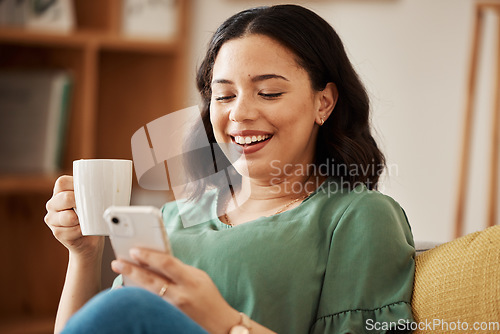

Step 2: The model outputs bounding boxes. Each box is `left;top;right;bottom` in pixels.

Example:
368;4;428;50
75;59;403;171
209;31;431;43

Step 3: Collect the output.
213;177;332;229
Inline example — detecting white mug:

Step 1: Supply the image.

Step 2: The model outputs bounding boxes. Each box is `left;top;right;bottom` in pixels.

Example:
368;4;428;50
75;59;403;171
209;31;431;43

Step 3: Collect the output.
73;159;133;236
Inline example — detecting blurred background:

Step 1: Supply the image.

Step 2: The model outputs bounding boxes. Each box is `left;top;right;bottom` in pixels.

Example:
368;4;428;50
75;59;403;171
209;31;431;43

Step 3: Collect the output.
0;0;498;332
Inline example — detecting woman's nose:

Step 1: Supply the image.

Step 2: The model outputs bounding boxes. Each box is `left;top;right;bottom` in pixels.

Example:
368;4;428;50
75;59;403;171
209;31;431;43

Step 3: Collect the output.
228;95;259;123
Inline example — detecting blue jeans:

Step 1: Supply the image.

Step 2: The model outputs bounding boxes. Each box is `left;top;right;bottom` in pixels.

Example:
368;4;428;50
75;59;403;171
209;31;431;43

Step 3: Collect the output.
62;287;209;333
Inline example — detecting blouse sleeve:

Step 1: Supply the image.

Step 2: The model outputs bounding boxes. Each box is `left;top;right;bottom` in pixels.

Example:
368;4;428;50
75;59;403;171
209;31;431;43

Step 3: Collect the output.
309;191;415;334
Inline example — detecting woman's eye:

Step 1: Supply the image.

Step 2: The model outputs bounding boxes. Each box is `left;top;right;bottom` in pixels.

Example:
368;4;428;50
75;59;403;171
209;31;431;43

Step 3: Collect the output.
214;95;235;102
259;92;284;99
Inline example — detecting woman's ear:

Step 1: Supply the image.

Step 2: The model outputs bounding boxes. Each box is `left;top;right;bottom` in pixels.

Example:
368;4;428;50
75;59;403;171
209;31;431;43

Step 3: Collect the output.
315;82;338;126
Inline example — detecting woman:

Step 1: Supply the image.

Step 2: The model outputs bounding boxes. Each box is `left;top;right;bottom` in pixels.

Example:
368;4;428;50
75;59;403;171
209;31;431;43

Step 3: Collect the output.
45;4;415;334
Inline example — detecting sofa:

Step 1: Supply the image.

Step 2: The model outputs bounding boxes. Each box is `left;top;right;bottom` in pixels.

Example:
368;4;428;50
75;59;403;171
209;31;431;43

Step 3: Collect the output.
411;225;500;334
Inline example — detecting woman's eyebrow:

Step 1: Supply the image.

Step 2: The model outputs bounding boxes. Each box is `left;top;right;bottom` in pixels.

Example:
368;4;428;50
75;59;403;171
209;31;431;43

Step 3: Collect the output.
212;79;233;86
251;74;289;82
211;74;289;86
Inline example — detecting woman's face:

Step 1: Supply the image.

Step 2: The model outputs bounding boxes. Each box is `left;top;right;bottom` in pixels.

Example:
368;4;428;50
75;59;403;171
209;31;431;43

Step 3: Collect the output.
210;34;324;181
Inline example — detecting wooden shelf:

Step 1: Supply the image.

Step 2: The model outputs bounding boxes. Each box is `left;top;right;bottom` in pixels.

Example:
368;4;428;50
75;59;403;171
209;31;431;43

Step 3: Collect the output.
0;27;182;54
98;34;180;54
0;26;89;48
0;1;191;329
477;1;500;9
0;316;54;334
0;174;63;194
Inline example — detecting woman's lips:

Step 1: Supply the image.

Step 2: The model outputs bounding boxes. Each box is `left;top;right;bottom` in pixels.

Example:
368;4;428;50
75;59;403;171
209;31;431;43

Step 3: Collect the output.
230;135;272;154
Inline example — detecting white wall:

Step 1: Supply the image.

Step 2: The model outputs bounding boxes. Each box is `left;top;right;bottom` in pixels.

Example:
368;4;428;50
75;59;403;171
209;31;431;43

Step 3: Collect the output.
185;0;499;242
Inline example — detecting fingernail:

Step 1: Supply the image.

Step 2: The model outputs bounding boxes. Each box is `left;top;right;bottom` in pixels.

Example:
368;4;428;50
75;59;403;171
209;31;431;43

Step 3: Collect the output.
111;260;123;273
130;248;140;258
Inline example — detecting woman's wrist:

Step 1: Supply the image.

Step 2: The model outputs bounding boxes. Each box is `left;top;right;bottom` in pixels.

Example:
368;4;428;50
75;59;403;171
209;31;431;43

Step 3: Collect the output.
214;308;276;334
68;243;104;278
228;312;252;333
69;237;105;264
204;307;241;334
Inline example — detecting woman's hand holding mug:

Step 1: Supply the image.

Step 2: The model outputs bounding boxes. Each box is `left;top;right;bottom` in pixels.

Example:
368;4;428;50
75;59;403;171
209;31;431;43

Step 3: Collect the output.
44;175;104;259
45;159;132;259
44;163;133;333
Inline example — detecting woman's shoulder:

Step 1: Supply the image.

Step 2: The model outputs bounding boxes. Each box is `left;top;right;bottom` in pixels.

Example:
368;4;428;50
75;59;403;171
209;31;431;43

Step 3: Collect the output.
346;185;405;215
315;177;411;232
316;177;403;212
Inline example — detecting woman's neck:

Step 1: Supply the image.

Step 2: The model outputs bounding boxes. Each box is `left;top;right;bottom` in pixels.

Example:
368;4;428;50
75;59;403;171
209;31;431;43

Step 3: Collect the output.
222;172;327;225
239;173;316;201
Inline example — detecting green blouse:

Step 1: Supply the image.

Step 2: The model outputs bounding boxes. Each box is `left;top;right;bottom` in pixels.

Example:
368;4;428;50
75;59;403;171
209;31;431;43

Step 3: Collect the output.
115;178;415;333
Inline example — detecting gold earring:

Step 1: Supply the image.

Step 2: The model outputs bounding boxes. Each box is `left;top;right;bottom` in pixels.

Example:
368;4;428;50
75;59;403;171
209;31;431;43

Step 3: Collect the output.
319;117;324;126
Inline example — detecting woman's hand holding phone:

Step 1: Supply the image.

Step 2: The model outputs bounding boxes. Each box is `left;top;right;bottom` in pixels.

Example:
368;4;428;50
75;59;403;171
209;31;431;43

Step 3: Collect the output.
105;206;242;333
111;248;242;333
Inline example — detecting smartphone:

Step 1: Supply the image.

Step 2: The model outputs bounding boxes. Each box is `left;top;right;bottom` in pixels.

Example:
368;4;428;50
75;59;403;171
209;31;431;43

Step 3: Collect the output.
103;205;172;286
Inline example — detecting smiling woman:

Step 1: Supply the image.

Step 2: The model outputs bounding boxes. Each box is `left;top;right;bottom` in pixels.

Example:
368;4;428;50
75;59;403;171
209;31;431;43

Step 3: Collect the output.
190;5;385;203
210;34;328;185
45;4;415;334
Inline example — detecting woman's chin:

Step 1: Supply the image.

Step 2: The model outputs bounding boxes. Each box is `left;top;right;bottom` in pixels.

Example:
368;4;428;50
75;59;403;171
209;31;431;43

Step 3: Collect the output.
232;159;278;182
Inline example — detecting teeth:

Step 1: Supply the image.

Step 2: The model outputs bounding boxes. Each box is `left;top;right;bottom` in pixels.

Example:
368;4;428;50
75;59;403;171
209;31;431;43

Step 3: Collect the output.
234;134;271;145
